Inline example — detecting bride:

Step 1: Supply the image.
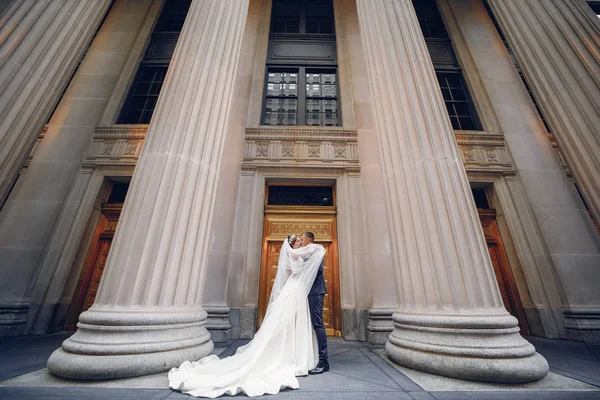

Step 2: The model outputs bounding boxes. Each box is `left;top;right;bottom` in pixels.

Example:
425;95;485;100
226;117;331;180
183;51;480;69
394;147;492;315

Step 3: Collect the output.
168;235;326;398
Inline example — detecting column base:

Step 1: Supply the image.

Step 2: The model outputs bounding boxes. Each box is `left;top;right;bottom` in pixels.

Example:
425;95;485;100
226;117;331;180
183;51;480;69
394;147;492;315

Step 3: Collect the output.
563;308;600;343
386;313;549;383
205;307;231;343
367;309;394;345
47;308;213;380
0;302;29;337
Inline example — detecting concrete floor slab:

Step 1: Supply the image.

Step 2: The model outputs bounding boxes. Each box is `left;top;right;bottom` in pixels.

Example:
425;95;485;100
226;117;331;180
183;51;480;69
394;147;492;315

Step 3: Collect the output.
1;335;599;399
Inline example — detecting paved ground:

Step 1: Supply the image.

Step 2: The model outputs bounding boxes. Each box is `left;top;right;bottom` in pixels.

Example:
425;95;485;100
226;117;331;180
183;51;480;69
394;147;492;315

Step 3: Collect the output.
0;333;599;399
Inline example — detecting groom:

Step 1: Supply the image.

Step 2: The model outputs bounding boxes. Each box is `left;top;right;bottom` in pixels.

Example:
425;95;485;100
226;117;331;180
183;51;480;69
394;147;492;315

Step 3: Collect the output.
300;231;329;374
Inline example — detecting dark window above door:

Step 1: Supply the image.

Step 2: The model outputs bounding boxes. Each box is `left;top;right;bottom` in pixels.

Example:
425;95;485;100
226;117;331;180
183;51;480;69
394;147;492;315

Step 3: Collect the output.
263;0;340;127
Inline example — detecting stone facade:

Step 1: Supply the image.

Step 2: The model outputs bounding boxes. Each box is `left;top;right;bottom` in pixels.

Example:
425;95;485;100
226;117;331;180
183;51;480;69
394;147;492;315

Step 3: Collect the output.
0;0;599;382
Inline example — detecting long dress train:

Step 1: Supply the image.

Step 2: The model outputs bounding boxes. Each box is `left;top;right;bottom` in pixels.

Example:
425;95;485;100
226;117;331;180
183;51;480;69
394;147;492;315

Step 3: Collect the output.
168;240;326;398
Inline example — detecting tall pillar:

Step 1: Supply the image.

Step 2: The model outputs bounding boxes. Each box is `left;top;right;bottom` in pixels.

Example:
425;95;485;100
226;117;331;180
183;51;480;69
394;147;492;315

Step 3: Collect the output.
0;0;155;338
486;0;600;225
0;0;112;206
48;0;249;380
355;0;548;382
447;0;600;342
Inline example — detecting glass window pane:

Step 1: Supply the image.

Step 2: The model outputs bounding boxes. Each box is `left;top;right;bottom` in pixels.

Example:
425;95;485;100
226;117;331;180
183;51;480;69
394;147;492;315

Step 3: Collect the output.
319;21;333;34
268;72;282;83
145;96;158;110
281;112;297;125
454;102;470;117
264;112;279;125
321;73;336;84
265;99;280;111
149;82;163;95
459;117;475;130
437;74;447;88
446;74;461;87
284;72;298;83
322;84;336;97
141;110;154;124
324;112;337;126
306;84;321;97
441;88;451;101
306;112;321;125
323;100;337;112
306;19;318;33
282;83;297;96
130;96;147;110
271;18;286;33
128;110;142;124
450;116;460;130
282;99;297;111
451;88;466;101
287;19;300;33
267;83;282;96
306;73;321;84
134;81;151;95
445;102;455;116
263;66;339;126
306;99;321;112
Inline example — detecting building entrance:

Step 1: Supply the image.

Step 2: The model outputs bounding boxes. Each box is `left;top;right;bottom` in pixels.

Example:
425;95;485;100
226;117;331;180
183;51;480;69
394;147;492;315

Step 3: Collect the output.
64;183;129;330
474;189;530;335
257;184;341;336
64;203;122;330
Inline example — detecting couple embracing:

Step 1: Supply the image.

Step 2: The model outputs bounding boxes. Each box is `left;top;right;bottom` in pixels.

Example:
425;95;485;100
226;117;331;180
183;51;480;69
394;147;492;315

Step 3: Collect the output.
168;232;329;398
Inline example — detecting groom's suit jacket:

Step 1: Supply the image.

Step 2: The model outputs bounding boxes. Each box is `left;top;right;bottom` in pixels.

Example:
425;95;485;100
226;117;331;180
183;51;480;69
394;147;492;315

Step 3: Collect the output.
309;257;326;296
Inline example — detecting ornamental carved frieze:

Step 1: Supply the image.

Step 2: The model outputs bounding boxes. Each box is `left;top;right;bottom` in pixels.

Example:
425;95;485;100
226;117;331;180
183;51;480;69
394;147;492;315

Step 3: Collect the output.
333;144;346;159
25;125;573;179
282;144;294;158
308;142;321;158
243;127;359;169
83;126;147;167
270;222;330;236
454;131;513;173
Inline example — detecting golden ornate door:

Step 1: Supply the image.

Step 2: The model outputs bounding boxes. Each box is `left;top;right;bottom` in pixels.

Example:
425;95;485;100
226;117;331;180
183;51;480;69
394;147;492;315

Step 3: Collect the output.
258;205;341;336
65;204;121;330
479;210;530;335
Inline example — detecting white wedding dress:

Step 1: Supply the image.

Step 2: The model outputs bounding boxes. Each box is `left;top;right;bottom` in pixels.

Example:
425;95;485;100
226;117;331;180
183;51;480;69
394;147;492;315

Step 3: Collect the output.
168;240;326;398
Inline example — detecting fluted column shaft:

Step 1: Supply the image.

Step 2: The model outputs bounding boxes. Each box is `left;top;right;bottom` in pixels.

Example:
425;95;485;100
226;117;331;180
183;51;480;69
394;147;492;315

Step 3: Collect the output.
0;0;111;206
48;0;249;380
448;0;600;342
487;0;600;225
355;0;547;382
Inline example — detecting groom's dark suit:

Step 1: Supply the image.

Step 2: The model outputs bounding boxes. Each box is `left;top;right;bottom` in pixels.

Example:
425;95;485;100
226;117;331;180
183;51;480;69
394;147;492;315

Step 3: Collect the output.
308;257;327;363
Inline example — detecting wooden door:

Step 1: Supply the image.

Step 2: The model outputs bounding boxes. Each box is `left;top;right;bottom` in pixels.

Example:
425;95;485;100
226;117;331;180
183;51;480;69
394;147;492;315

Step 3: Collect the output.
479;210;530;335
258;206;341;336
65;204;121;330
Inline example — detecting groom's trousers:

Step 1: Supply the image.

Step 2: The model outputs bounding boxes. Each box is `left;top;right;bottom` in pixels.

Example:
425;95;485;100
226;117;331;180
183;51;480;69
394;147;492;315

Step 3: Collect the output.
308;294;328;362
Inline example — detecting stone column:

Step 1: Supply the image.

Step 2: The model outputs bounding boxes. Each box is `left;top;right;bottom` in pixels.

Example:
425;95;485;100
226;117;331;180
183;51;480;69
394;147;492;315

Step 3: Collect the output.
48;0;249;380
447;0;600;342
0;0;112;206
355;0;548;383
0;0;155;339
486;0;600;225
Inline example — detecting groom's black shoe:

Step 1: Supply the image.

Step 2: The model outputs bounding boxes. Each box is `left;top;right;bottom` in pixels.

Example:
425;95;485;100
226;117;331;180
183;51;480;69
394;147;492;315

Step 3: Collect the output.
309;361;329;375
